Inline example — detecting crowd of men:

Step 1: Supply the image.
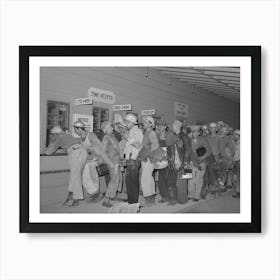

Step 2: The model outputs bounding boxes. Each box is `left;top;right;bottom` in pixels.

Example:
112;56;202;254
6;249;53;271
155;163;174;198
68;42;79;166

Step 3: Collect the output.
45;113;240;209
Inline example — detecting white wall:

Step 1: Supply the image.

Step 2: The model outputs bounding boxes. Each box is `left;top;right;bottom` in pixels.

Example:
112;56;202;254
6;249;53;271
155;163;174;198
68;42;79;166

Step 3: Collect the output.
40;66;239;149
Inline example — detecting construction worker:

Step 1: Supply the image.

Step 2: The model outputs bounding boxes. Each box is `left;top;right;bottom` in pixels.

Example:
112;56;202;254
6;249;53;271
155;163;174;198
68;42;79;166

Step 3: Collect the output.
73;120;115;203
122;113;143;204
45;126;88;207
137;116;162;207
188;125;211;201
232;130;240;198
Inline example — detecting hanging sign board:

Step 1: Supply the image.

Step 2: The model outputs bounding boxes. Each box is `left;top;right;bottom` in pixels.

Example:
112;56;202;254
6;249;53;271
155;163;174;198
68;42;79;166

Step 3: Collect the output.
122;104;132;111
113;104;132;111
113;105;123;111
72;113;93;137
74;97;93;106
174;102;188;120
88;87;115;104
142;109;155;116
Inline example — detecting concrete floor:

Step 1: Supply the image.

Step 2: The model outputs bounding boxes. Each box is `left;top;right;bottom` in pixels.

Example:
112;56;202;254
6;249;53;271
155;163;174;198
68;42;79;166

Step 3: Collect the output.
40;175;240;214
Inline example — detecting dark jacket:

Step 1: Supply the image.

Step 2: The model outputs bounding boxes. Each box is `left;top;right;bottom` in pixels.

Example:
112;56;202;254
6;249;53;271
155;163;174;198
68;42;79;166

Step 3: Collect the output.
166;132;186;172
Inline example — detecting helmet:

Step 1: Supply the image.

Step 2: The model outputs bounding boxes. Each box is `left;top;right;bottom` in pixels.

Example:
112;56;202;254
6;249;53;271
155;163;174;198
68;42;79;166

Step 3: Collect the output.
209;122;217;128
50;126;63;134
234;129;240;135
143;116;155;127
173;120;182;128
217;121;225;127
73;120;86;128
191;125;201;132
202;125;208;130
125;113;138;124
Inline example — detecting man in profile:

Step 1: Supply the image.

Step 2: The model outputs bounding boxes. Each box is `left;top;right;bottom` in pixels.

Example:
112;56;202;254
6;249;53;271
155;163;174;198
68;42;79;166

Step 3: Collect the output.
45;126;88;207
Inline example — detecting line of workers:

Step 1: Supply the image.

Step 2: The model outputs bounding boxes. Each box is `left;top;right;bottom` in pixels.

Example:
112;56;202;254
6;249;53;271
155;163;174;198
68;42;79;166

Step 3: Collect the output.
45;114;240;208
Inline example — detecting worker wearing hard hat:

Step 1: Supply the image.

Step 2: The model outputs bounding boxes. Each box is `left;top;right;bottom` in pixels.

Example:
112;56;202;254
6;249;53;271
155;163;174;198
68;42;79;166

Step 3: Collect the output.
73;120;115;204
122;113;143;204
137;116;162;207
45;125;88;207
232;130;240;198
188;125;211;202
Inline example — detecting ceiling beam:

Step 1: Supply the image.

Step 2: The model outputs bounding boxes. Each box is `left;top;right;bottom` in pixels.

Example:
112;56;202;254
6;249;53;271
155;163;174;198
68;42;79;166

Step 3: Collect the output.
193;67;240;73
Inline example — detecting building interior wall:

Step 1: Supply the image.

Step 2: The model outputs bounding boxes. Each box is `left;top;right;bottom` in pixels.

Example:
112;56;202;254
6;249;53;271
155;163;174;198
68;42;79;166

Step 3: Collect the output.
40;66;240;152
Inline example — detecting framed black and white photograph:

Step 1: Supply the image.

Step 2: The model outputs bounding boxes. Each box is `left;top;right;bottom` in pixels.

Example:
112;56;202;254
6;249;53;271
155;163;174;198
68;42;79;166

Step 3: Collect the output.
20;45;261;233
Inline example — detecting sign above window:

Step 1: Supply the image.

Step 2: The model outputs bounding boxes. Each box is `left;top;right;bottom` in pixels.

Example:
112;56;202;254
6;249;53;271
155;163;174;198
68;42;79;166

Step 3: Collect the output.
88;87;115;104
142;109;155;116
74;97;93;106
113;104;132;111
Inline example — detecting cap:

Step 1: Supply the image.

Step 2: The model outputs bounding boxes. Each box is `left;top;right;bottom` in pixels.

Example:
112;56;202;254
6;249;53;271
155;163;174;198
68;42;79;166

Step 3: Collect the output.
173;120;182;128
125;113;138;124
144;116;155;126
50;126;63;134
73;120;86;128
191;125;201;132
209;122;217;128
217;121;225;126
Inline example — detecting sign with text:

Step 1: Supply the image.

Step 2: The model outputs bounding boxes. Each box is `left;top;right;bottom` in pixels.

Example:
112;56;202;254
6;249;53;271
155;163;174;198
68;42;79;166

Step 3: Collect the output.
113;105;123;111
174;102;188;120
142;109;155;116
113;104;132;111
74;97;93;106
88;87;115;104
72;113;93;137
122;104;132;111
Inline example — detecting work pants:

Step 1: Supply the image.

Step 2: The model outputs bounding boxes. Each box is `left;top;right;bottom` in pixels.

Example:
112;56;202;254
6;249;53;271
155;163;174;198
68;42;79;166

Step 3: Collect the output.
158;167;170;200
105;165;120;199
125;160;140;204
67;144;87;200
188;162;206;200
141;158;156;198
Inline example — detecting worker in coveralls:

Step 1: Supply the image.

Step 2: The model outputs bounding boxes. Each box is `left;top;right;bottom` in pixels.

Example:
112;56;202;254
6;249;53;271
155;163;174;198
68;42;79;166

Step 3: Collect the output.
45;126;88;207
73;120;115;203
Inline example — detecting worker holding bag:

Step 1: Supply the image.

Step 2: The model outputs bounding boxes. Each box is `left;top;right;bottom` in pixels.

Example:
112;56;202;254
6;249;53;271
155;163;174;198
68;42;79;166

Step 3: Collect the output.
137;116;165;207
188;125;211;202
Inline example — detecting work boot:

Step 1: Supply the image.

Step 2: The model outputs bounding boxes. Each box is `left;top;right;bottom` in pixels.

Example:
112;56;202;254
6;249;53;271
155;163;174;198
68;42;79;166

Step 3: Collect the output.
102;197;113;208
148;195;156;205
141;197;152;207
62;192;73;207
70;199;79;207
158;197;169;203
87;192;104;203
167;187;177;206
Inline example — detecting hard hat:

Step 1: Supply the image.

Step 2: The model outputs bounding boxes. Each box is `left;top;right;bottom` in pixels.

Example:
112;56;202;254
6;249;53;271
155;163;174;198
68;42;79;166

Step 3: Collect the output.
217;121;225;126
73;120;86;128
191;125;201;132
50;126;63;134
209;122;217;128
202;125;208;130
234;129;240;135
144;116;155;126
125;113;138;124
173;120;182;128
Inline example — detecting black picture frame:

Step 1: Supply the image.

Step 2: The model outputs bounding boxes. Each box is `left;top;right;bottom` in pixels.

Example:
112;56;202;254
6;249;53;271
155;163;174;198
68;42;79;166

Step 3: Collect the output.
20;46;261;233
